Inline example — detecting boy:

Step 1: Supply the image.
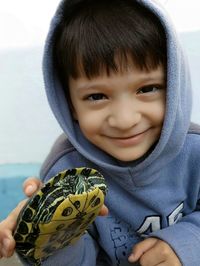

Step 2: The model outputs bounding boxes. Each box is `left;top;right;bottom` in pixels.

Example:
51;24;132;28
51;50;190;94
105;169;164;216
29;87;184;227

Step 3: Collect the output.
0;0;200;265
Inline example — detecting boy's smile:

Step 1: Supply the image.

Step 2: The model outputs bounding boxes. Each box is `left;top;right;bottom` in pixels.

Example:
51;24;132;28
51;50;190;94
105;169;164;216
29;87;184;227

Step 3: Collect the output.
69;65;166;161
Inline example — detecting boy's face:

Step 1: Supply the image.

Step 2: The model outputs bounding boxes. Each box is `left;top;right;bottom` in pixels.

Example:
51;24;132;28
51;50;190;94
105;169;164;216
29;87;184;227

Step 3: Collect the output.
69;64;166;162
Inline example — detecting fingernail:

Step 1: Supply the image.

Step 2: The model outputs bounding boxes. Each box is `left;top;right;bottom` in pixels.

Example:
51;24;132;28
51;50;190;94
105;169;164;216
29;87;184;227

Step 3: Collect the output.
128;254;135;262
25;185;36;194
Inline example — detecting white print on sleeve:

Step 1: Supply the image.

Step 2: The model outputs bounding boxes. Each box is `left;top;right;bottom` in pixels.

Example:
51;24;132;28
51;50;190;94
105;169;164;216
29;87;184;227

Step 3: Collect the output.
137;202;184;237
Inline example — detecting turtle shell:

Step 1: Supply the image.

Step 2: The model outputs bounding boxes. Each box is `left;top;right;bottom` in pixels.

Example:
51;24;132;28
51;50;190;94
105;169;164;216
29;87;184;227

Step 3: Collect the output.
14;167;107;266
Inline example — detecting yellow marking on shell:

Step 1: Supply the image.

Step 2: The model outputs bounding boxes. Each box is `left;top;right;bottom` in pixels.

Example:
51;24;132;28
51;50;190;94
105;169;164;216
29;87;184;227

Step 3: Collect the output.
33;187;104;259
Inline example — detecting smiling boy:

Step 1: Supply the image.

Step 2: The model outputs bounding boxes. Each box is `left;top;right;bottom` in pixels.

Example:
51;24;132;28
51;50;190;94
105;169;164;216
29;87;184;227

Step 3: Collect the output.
0;0;200;265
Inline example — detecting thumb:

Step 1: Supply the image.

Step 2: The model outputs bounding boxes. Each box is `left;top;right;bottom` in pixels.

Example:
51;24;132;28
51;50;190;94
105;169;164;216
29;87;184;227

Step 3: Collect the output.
23;177;43;197
128;237;158;262
98;204;109;216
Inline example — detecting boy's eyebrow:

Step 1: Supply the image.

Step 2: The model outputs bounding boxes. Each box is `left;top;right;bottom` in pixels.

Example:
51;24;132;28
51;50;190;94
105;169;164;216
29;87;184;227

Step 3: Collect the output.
75;75;166;91
135;75;166;83
75;83;111;91
136;71;166;83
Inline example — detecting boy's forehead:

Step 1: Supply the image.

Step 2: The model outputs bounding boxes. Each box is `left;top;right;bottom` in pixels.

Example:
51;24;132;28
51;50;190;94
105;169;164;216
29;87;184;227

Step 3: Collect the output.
71;50;166;80
69;64;166;90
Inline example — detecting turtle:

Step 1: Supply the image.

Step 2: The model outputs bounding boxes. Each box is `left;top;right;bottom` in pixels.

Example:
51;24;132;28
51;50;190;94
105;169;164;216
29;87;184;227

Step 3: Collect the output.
13;167;107;266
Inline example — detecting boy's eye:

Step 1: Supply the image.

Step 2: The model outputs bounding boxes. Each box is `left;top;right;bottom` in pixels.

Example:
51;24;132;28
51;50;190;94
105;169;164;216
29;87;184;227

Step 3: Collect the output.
87;93;107;101
137;85;161;94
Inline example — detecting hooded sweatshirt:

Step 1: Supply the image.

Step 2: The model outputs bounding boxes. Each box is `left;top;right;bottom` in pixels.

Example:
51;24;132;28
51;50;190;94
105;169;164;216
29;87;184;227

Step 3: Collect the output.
24;0;200;265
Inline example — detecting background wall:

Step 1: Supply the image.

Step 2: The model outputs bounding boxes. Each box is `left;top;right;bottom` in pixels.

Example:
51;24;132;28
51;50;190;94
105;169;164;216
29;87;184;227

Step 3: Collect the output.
0;0;200;219
0;0;62;165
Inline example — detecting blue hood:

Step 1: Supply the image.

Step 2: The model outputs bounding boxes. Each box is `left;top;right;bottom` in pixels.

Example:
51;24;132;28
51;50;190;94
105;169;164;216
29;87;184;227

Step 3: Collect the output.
42;0;192;186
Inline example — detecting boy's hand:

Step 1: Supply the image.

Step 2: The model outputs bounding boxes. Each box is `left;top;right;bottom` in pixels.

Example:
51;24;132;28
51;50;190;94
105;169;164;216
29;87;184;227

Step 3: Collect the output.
128;237;182;266
0;177;42;258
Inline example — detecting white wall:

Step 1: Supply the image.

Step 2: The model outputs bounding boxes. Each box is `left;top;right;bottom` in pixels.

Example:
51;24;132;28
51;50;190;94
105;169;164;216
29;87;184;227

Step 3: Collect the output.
0;0;61;164
0;46;62;164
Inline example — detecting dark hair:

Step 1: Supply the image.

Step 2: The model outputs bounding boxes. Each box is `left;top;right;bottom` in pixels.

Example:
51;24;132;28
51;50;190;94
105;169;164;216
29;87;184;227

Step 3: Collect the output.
53;0;167;86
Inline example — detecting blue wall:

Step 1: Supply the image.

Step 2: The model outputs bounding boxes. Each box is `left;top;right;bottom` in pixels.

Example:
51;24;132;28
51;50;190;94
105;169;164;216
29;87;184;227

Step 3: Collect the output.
0;164;41;220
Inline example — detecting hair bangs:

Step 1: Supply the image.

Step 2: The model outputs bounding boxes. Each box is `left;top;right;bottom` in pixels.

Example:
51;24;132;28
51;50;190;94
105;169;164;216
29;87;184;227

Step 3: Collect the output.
54;0;167;83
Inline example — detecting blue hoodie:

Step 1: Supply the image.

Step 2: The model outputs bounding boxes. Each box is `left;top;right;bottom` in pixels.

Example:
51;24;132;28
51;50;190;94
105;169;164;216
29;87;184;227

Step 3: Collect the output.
29;0;200;265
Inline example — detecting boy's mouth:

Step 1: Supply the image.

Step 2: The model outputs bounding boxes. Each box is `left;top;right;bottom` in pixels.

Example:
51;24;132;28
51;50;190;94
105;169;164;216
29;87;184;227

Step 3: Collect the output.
106;129;150;147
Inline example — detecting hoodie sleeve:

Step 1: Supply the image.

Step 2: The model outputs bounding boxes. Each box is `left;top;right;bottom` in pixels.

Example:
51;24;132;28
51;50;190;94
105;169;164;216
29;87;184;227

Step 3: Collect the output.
150;212;200;266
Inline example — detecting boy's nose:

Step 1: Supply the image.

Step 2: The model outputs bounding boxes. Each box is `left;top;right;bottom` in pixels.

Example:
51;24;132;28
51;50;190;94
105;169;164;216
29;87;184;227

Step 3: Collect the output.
108;102;141;130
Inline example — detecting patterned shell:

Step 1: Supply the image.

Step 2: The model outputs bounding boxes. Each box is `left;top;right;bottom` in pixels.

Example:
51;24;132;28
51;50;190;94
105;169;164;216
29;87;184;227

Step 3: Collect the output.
13;167;107;266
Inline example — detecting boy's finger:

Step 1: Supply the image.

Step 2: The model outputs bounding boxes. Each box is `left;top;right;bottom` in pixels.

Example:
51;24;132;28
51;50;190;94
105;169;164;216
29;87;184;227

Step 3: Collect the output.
99;204;109;216
1;236;16;258
128;237;158;262
0;200;27;258
23;177;43;197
